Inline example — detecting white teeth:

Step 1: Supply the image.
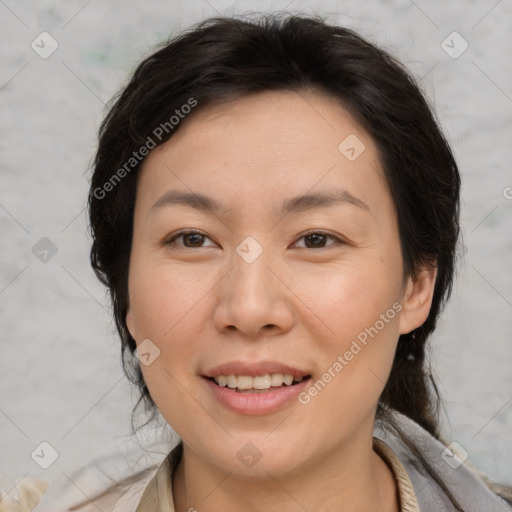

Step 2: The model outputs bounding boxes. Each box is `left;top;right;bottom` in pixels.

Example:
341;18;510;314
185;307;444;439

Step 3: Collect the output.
253;374;271;389
270;373;284;386
283;374;293;386
213;373;306;390
237;376;253;390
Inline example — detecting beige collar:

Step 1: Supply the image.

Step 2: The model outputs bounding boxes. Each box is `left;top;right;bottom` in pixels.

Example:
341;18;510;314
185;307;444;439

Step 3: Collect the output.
373;437;421;511
136;438;420;512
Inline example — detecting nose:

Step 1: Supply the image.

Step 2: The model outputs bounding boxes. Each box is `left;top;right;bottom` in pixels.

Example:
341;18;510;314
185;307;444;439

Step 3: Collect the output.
213;243;294;340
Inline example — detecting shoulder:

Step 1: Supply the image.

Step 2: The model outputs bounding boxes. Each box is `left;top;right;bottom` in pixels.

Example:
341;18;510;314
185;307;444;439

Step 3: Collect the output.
0;478;49;512
374;408;512;511
33;461;160;512
64;466;158;512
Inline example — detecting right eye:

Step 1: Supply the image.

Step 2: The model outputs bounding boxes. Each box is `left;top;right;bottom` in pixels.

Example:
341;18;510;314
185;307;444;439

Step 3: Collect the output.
162;230;217;249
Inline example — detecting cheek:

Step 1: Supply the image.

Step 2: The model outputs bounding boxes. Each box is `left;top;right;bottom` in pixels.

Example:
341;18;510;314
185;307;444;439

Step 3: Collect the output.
128;257;206;340
291;255;403;339
127;260;207;408
132;302;207;443
293;258;402;407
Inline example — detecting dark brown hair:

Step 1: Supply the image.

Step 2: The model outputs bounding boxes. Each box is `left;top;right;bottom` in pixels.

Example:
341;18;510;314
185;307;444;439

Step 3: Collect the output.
83;12;510;510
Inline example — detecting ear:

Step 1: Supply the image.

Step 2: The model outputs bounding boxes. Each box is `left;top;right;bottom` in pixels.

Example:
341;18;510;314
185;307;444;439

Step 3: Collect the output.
398;262;438;335
126;309;136;340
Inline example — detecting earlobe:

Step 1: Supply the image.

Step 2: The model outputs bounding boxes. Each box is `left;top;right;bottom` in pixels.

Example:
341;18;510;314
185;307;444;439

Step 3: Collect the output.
398;263;437;335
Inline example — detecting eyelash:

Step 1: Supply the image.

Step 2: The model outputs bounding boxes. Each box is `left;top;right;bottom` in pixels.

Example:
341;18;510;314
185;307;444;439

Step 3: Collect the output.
162;229;345;250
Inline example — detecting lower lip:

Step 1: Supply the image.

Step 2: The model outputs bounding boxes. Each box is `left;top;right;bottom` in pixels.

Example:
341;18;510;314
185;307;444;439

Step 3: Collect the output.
203;377;311;415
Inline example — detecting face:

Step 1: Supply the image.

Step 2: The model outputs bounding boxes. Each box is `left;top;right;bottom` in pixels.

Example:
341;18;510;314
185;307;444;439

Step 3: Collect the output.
125;89;435;477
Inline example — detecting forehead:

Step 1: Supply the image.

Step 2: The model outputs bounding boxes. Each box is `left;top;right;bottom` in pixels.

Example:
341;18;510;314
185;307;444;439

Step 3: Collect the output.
137;89;390;217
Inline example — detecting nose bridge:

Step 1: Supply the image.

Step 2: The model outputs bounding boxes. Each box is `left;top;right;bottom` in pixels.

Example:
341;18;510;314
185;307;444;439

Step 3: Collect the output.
231;234;278;305
215;235;293;336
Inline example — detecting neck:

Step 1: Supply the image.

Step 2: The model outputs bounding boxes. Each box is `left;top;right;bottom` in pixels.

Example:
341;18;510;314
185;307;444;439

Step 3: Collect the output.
172;435;399;512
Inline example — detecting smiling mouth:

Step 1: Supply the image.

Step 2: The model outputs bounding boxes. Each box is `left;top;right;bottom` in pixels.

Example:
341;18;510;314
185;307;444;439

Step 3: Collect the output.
206;374;311;393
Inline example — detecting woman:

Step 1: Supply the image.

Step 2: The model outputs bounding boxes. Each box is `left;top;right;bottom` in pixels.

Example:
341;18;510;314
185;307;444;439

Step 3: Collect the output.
13;12;510;512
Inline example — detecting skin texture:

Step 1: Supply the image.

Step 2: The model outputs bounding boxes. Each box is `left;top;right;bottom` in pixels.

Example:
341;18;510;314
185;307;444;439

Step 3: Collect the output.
125;89;437;512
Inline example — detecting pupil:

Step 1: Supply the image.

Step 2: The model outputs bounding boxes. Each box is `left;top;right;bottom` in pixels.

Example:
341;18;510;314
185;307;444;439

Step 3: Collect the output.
306;234;325;248
185;233;203;247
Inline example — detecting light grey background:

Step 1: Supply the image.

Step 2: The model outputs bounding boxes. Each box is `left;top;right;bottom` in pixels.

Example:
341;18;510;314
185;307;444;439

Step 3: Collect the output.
1;0;511;508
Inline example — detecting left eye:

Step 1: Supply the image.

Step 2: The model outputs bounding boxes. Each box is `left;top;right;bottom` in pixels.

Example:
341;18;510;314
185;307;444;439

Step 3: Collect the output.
292;231;342;249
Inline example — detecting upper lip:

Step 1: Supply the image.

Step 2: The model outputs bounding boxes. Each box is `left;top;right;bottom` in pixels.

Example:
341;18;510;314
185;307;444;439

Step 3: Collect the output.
203;360;310;378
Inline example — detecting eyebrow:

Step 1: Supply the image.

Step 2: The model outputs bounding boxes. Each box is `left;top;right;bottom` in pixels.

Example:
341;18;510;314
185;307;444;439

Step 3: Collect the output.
149;188;370;218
